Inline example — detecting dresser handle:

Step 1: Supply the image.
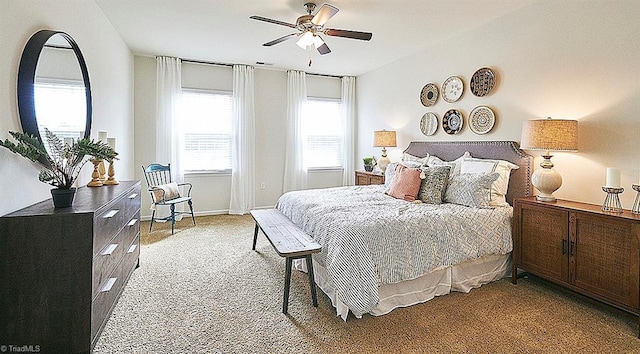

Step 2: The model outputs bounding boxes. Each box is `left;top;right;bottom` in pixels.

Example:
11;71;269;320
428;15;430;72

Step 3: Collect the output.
562;239;567;255
127;218;138;227
103;210;119;219
101;243;118;256
101;277;117;292
128;193;138;199
127;244;137;254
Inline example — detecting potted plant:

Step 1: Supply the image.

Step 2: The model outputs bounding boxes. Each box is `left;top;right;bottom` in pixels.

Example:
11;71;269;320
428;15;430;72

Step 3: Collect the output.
0;128;117;208
363;156;377;172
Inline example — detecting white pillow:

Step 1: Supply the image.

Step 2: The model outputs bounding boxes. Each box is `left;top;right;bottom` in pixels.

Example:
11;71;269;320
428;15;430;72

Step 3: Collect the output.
426;152;470;176
460;157;519;207
150;182;181;203
402;152;429;166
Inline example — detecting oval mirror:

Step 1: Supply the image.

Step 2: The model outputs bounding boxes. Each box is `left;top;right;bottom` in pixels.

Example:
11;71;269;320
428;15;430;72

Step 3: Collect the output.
17;30;92;164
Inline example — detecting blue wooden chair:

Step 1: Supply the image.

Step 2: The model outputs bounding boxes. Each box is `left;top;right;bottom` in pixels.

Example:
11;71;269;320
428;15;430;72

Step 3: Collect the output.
142;163;196;234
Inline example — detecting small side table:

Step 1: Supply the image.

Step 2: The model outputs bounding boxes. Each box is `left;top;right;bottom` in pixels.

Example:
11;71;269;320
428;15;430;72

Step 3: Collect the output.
355;170;385;185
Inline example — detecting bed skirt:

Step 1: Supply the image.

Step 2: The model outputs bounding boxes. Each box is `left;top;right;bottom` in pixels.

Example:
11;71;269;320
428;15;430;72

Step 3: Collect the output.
294;253;511;321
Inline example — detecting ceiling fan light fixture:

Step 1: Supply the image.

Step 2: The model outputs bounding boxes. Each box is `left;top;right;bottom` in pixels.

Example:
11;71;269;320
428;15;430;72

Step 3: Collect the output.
296;31;313;49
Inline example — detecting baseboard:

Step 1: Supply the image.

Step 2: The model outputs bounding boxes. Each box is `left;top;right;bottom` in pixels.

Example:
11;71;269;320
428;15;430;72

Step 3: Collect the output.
140;205;275;221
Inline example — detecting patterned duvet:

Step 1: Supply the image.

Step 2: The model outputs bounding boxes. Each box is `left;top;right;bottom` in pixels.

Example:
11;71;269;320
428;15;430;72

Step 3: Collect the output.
276;184;513;317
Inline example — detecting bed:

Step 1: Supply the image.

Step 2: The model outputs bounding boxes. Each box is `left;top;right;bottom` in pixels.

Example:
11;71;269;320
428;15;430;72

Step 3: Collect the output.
276;141;532;320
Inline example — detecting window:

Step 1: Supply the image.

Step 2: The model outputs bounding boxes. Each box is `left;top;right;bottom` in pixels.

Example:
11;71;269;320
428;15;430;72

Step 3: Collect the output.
301;98;343;169
34;80;86;140
178;89;233;172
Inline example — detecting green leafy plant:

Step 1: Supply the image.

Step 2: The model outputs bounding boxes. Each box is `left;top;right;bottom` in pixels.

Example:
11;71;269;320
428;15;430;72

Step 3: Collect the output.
0;128;117;189
363;156;377;166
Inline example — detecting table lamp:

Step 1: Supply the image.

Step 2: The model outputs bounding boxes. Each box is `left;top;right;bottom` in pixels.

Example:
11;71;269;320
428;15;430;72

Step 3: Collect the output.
520;117;578;202
373;130;397;173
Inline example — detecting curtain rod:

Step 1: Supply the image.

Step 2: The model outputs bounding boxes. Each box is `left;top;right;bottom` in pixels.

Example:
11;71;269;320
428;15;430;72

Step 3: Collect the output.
178;57;345;78
180;58;233;67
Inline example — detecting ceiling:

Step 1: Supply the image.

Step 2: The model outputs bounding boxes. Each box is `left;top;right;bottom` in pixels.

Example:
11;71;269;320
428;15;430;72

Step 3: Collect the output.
94;0;534;77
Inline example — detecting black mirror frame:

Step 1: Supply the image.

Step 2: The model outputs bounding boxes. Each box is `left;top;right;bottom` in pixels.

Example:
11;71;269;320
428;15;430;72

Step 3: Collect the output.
17;30;92;165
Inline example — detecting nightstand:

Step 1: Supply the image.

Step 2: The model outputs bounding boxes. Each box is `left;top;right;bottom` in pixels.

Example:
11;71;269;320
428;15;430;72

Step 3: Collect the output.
355;170;385;185
512;196;640;337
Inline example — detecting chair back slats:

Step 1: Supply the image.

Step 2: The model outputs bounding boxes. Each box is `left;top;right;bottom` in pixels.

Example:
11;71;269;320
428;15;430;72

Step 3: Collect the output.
142;163;172;187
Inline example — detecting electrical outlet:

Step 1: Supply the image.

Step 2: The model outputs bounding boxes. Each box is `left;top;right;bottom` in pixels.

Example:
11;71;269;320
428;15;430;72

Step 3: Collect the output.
260;182;266;190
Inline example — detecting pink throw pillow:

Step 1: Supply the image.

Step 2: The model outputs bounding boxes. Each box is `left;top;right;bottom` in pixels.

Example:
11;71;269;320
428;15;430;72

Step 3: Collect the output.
387;165;422;201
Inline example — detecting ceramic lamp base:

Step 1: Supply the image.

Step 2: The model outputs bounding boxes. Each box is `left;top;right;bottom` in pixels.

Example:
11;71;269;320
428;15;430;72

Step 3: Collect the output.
532;163;562;202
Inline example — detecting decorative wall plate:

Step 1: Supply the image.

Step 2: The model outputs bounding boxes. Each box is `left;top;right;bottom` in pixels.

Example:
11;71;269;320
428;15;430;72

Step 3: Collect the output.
442;76;464;103
442;109;464;134
470;67;496;96
420;83;439;107
420;112;438;136
469;106;495;134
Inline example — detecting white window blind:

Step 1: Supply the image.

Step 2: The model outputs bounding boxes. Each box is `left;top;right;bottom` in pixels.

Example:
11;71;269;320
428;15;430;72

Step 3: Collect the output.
34;80;86;140
302;98;343;169
178;89;233;172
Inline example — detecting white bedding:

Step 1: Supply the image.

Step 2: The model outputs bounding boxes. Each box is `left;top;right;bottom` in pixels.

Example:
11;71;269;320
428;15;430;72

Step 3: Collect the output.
276;184;514;318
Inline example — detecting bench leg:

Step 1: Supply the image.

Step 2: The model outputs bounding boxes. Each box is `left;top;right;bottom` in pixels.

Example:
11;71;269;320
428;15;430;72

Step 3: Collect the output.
283;257;293;314
305;255;318;308
252;224;259;250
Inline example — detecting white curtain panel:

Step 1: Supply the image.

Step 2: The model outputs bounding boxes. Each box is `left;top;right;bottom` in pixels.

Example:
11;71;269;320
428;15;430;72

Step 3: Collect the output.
229;65;256;215
155;56;184;219
283;70;308;193
341;76;356;186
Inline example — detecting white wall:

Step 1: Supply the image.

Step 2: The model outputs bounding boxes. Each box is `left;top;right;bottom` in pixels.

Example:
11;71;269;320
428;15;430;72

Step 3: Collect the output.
0;0;134;216
357;1;640;207
133;57;344;217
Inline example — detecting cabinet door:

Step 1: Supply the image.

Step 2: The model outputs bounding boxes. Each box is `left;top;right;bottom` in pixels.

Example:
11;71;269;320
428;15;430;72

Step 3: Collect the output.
517;202;569;284
571;212;639;309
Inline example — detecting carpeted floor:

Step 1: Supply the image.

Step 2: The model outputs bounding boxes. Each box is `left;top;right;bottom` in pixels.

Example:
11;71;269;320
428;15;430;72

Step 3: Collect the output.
94;215;640;353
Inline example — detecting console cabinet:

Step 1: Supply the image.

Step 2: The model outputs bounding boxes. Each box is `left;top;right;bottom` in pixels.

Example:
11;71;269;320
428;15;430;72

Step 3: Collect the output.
355;170;385;185
0;181;141;353
512;196;640;336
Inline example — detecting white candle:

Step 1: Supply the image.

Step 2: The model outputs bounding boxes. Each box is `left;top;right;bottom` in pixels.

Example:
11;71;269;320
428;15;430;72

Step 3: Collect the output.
98;131;108;142
605;167;621;188
107;137;116;150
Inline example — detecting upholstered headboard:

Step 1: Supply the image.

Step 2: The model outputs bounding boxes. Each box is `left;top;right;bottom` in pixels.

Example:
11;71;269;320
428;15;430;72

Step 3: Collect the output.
403;141;533;205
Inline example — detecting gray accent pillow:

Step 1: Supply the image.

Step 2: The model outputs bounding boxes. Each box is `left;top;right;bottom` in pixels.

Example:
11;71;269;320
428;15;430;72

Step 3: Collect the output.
444;172;499;208
418;165;451;204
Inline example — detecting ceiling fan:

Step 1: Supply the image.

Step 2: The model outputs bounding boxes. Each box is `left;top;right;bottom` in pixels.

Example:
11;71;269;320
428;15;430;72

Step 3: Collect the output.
250;2;373;56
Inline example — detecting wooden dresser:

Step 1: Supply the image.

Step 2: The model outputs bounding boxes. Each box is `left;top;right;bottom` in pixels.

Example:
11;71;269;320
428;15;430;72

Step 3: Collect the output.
355;170;385;185
512;196;640;336
0;181;141;353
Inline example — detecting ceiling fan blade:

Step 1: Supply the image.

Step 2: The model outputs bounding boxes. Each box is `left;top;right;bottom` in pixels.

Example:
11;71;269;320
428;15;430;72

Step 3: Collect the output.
317;43;331;55
249;15;296;28
263;33;298;46
324;28;373;41
311;4;339;26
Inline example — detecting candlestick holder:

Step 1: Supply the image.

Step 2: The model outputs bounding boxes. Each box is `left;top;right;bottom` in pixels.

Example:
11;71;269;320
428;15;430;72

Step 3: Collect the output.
87;159;104;187
98;160;107;183
632;184;640;214
103;159;119;185
601;186;624;213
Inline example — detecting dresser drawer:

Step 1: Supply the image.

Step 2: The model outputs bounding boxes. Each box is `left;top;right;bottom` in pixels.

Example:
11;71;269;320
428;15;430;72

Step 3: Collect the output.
93;198;128;255
122;235;140;281
92;227;126;299
123;190;141;225
122;214;140;254
91;265;125;340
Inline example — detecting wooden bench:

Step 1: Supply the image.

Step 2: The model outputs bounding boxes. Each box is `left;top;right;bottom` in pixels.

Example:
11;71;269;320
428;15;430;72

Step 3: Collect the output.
250;209;321;314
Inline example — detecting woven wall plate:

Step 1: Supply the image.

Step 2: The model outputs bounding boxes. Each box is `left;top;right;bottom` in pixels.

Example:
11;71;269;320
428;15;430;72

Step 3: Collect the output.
442;76;464;103
469;106;495;134
420;83;439;107
420;112;438;136
470;67;496;97
442;109;464;134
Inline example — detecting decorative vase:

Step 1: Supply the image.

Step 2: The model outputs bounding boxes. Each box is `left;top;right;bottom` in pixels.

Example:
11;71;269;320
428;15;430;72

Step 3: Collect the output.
364;165;373;172
51;187;77;208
